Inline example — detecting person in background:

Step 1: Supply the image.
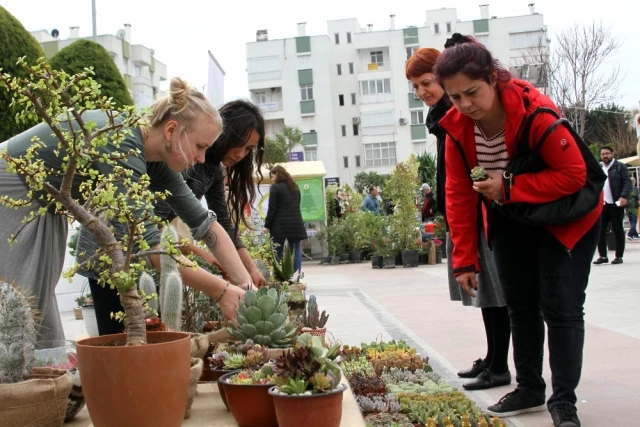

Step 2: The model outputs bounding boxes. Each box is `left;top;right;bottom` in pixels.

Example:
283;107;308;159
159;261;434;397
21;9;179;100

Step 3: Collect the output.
593;145;632;264
264;165;308;274
420;183;437;222
435;33;602;426
407;46;510;392
626;176;639;240
361;185;381;214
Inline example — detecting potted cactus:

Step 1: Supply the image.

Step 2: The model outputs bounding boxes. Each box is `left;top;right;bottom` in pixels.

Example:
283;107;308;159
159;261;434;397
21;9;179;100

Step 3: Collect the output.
269;334;345;427
470;166;489;182
0;281;73;426
297;295;329;340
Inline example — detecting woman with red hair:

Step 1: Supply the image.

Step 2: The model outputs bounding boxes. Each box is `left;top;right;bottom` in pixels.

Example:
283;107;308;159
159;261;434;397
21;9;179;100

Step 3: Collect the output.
407;48;511;391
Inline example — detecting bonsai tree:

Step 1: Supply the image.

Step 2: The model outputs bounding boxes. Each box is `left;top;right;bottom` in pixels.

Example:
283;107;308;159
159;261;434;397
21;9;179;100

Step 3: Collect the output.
0;58;184;346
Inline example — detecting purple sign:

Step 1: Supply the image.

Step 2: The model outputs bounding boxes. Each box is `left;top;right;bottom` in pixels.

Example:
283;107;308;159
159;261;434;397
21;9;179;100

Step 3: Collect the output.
289;151;304;162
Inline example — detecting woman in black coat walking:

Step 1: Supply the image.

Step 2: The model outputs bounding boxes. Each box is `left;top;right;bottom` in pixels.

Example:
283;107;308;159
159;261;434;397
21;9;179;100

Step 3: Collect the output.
264;165;308;274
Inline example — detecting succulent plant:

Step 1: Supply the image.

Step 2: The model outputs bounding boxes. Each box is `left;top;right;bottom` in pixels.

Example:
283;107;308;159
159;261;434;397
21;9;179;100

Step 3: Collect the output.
245;345;270;368
297;295;329;329
138;271;159;315
360;339;411;353
341;356;376;379
227;287;298;348
0;281;36;384
161;271;183;331
223;354;247;370
364;412;414;427
271;240;295;282
399;391;493;426
356;394;402;414
367;348;428;375
470;166;489;182
207;351;230;369
348;372;387;396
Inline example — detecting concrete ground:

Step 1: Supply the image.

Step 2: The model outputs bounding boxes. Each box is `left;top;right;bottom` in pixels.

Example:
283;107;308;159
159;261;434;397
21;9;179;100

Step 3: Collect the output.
61;240;640;426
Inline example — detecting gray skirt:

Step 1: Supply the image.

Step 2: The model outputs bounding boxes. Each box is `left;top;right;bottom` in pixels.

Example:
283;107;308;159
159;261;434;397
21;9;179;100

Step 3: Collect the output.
0;158;67;342
447;231;506;308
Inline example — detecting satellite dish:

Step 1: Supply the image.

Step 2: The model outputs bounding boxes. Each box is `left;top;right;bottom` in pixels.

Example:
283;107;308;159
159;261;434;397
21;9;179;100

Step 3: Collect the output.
116;29;126;40
51;29;60;38
150;49;155;56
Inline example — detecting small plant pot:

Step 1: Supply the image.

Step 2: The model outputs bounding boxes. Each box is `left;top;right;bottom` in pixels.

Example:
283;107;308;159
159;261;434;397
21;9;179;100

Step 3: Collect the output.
216;369;240;411
339;253;350;263
371;255;383;269
269;383;346;427
323;256;333;265
287;300;307;311
383;256;396;269
330;256;340;265
184;358;203;419
81;305;99;337
219;371;278;427
402;250;419;267
301;327;327;341
436;249;443;264
418;253;428;265
395;251;403;266
350;251;363;263
73;306;84;319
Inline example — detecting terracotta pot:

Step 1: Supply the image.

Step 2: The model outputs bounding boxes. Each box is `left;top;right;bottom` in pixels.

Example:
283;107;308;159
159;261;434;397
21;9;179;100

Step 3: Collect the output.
184;358;203;419
76;331;191;427
301;327;327;340
216;369;240;411
219;371;277;427
269;384;346;427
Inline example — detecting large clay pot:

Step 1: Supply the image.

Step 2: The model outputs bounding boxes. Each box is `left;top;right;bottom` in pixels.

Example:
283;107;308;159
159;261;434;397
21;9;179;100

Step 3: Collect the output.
269;384;346;427
216;369;240;411
76;331;190;427
219;371;277;427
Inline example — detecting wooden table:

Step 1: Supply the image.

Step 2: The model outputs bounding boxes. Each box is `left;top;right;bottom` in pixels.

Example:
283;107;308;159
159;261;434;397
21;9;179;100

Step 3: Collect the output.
68;377;366;427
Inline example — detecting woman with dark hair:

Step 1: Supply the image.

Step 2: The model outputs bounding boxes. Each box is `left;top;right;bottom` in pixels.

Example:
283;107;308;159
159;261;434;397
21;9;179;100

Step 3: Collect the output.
435;33;602;426
78;99;268;336
407;49;511;391
264;165;307;274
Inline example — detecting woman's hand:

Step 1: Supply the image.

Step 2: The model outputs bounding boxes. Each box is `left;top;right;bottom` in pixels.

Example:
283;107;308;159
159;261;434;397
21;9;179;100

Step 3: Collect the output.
250;269;267;287
456;272;478;298
218;284;245;324
472;172;504;202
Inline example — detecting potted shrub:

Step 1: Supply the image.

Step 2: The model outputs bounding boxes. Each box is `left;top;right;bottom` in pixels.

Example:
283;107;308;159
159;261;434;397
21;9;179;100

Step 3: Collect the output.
269;334;346;427
0;282;73;426
219;363;278;427
0;61;192;426
433;215;447;260
326;220;345;265
297;295;329;340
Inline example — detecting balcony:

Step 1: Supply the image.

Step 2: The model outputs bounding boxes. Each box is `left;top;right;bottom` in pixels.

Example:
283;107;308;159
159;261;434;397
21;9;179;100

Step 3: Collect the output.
257;102;284;120
300;100;315;116
407;93;424;109
131;45;152;65
411;124;427;141
132;75;152;88
360;93;393;105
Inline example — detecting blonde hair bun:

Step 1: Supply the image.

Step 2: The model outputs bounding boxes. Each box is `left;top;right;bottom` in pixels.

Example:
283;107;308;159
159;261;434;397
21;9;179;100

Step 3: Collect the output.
169;77;194;115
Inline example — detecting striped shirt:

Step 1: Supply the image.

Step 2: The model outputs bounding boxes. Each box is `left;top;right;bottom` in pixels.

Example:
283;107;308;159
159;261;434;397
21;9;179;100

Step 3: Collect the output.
474;121;508;172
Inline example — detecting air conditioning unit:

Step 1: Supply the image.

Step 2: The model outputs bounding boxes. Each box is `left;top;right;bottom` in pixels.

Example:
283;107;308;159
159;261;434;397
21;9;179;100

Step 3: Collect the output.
352;117;361;125
399;118;407;125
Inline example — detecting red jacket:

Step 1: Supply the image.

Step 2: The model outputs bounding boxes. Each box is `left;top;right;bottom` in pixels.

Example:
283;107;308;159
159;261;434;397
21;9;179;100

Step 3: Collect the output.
440;79;603;276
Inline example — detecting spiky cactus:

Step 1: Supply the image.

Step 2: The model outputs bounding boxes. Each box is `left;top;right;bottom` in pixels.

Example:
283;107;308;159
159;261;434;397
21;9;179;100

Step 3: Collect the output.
271;240;295;282
297;295;329;329
139;272;159;315
227;287;298;348
0;281;36;384
161;271;183;331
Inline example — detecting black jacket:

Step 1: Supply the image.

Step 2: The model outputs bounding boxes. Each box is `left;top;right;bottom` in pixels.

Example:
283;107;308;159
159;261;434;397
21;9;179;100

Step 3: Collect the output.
264;181;308;240
602;160;632;202
425;96;452;220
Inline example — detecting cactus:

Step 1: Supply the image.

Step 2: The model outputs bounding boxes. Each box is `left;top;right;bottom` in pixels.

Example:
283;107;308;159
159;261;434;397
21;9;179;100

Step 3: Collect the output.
227;287;298;348
139;272;159;315
161;271;183;331
470;166;489;182
297;295;329;329
0;281;36;384
271;240;295;282
158;226;180;310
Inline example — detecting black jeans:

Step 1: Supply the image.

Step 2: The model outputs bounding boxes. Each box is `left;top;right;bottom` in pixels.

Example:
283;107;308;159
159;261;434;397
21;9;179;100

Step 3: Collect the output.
88;278;126;336
490;215;599;409
597;203;625;258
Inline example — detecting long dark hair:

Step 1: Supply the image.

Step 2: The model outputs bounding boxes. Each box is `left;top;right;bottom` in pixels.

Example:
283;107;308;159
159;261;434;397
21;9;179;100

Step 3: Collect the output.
207;100;265;231
270;165;298;192
435;33;511;86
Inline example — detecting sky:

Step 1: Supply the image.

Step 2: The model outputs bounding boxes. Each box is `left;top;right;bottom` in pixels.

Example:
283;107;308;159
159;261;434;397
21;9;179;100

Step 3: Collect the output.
4;0;640;109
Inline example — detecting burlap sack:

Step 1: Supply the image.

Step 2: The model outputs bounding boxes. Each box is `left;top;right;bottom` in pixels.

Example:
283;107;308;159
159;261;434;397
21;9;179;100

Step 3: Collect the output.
184;358;203;419
0;367;72;427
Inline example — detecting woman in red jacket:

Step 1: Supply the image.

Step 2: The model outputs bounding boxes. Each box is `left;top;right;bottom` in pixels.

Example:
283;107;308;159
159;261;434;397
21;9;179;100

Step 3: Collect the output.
435;34;601;427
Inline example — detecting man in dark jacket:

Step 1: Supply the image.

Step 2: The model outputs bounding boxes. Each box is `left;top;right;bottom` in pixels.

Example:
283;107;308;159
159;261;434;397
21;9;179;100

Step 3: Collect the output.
420;183;437;222
593;146;632;265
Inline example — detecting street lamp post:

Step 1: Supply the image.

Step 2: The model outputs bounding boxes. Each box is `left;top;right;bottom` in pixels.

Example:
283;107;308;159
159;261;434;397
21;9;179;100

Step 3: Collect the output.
92;0;97;42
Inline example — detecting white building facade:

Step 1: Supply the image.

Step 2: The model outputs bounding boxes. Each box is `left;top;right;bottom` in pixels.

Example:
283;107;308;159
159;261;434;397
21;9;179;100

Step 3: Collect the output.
246;4;547;186
31;25;168;109
207;51;226;108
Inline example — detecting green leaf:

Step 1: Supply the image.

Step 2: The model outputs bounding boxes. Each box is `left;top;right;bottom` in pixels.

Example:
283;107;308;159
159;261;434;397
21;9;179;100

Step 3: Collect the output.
253;335;272;346
267;288;278;300
257;295;277;318
244;290;258;307
255;320;273;336
244;306;263;324
270;329;286;342
241;324;257;338
268;312;286;330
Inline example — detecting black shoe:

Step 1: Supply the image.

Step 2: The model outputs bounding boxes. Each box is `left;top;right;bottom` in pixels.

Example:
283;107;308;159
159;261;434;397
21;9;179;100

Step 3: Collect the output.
611;258;623;264
487;388;546;417
592;257;609;265
550;404;581;427
457;358;487;378
463;369;512;390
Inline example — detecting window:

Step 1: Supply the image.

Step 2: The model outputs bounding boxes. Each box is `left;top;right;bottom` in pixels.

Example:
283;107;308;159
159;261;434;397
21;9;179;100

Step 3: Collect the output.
362;111;394;127
335;33;340;44
300;84;314;101
134;65;142;76
360;78;392;95
370;51;384;66
351;93;356;105
446;22;452;33
475;35;490;48
355;155;361;168
347;32;352;43
337;64;342;75
343;156;349;168
341;125;347;137
348;62;354;74
509;31;543;50
339;94;344;106
405;46;418;60
352;124;359;136
434;23;440;34
411;110;424;125
254;91;266;104
305;147;318;161
364;142;397;167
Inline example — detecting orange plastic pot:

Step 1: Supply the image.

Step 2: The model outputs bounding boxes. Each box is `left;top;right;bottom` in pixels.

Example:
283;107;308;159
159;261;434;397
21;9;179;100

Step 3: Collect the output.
268;384;345;427
76;331;191;427
219;371;277;427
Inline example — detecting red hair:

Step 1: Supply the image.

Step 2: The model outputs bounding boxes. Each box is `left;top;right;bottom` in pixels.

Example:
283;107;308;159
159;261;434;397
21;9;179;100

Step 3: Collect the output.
405;48;441;79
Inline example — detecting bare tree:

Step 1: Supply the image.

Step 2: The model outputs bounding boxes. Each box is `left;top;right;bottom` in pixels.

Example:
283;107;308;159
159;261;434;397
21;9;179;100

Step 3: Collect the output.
602;109;640;158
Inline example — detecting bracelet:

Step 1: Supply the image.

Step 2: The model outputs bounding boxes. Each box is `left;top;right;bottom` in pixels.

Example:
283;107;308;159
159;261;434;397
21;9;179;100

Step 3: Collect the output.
214;281;230;304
